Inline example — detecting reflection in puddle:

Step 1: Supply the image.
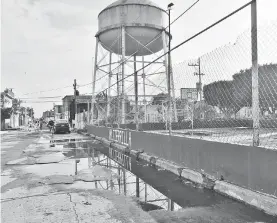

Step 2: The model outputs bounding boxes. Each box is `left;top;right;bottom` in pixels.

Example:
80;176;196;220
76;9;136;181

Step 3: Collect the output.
62;141;181;211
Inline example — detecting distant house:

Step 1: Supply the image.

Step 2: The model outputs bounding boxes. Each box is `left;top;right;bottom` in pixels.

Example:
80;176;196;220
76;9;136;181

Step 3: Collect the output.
1;89;31;129
54;105;64;120
145;104;160;123
1;89;14;129
42;110;55;122
62;95;91;123
236;107;252;119
1;89;14;109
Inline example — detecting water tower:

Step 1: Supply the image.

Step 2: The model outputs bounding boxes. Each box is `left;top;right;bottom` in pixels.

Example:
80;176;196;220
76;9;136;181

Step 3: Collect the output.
92;0;177;124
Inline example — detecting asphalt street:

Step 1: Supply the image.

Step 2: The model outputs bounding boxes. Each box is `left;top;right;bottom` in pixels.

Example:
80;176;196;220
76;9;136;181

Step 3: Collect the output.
1;129;277;223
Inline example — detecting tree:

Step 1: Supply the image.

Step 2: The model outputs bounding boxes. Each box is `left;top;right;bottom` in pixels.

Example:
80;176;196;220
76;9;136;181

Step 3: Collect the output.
151;93;168;105
95;91;108;117
107;95;132;124
27;107;34;118
203;80;237;117
232;63;277;114
1;107;12;120
11;98;22;114
193;101;217;120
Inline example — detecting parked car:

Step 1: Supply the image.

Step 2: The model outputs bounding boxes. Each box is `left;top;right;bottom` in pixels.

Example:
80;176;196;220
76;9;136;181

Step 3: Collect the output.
53;119;70;134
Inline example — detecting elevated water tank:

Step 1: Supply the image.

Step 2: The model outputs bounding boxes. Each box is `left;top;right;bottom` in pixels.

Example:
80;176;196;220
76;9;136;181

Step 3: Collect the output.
96;0;169;56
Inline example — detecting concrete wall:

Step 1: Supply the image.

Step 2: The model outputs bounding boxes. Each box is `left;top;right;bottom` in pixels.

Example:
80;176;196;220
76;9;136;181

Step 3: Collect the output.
86;124;277;196
131;131;277;196
86;125;109;138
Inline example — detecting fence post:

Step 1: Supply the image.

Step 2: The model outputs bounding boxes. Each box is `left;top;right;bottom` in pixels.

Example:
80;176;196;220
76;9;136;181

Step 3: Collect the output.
251;0;259;146
136;176;140;198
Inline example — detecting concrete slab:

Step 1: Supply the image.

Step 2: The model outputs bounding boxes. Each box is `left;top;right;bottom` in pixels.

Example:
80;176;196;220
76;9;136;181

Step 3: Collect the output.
40;175;75;185
1;190;157;223
214;181;277;216
36;152;65;164
6;157;36;165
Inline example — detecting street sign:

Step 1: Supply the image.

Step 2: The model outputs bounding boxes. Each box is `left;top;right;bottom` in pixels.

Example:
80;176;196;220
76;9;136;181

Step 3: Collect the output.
180;88;198;101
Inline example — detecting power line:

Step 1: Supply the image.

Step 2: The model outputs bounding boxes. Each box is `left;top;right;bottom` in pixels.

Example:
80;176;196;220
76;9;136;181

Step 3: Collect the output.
22;85;72;96
169;0;200;27
100;0;253;96
18;1;200;98
21;101;62;103
102;0;202;79
19;96;63;99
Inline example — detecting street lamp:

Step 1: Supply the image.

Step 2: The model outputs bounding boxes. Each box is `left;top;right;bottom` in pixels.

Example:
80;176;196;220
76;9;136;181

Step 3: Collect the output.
167;3;174;135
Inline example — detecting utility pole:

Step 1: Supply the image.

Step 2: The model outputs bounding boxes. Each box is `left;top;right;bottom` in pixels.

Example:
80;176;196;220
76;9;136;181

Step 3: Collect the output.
73;79;77;127
188;58;205;101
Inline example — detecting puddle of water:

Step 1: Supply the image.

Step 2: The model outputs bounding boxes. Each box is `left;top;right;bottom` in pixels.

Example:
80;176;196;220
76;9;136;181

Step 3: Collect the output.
16;133;172;211
57;139;277;222
60;141;180;211
13;134;276;221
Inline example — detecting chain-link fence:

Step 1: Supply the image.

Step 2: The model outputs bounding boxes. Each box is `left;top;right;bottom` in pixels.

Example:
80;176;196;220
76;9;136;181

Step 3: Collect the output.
87;2;277;150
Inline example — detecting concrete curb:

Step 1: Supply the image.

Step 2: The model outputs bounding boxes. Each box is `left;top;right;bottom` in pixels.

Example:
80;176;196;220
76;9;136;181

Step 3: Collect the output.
214;181;277;216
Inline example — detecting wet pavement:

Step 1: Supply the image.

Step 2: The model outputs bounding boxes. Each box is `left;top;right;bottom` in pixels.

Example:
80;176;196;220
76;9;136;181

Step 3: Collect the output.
65;139;277;222
2;130;277;222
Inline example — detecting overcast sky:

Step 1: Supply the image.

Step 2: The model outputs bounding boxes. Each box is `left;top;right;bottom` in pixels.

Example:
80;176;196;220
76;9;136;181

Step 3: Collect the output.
1;0;277;117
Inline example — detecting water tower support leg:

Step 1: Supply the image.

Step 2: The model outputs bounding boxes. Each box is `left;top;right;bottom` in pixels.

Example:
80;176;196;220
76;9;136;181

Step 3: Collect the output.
121;26;126;124
107;52;112;122
142;56;147;123
92;38;99;124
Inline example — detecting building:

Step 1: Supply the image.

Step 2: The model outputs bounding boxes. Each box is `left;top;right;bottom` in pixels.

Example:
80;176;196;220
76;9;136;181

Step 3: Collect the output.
62;95;91;123
236;107;252;119
1;89;32;129
54;105;64;120
1;89;14;129
42;110;55;123
1;89;14;108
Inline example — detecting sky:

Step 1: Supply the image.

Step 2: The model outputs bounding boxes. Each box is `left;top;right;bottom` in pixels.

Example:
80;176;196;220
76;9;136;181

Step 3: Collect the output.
1;0;277;117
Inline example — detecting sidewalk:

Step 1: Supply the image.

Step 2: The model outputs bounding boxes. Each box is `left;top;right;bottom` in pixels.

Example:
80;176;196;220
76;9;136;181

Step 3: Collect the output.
1;133;157;223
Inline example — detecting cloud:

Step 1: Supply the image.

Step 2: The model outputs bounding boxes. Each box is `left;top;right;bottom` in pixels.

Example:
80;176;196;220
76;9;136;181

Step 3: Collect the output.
2;0;277;117
1;0;99;116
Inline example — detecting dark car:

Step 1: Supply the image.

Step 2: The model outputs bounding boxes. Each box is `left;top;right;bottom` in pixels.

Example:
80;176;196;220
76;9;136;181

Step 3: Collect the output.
53;119;70;134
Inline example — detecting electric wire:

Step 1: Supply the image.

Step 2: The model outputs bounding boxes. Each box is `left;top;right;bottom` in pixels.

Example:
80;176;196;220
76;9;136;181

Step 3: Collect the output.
99;1;254;95
18;0;200;97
